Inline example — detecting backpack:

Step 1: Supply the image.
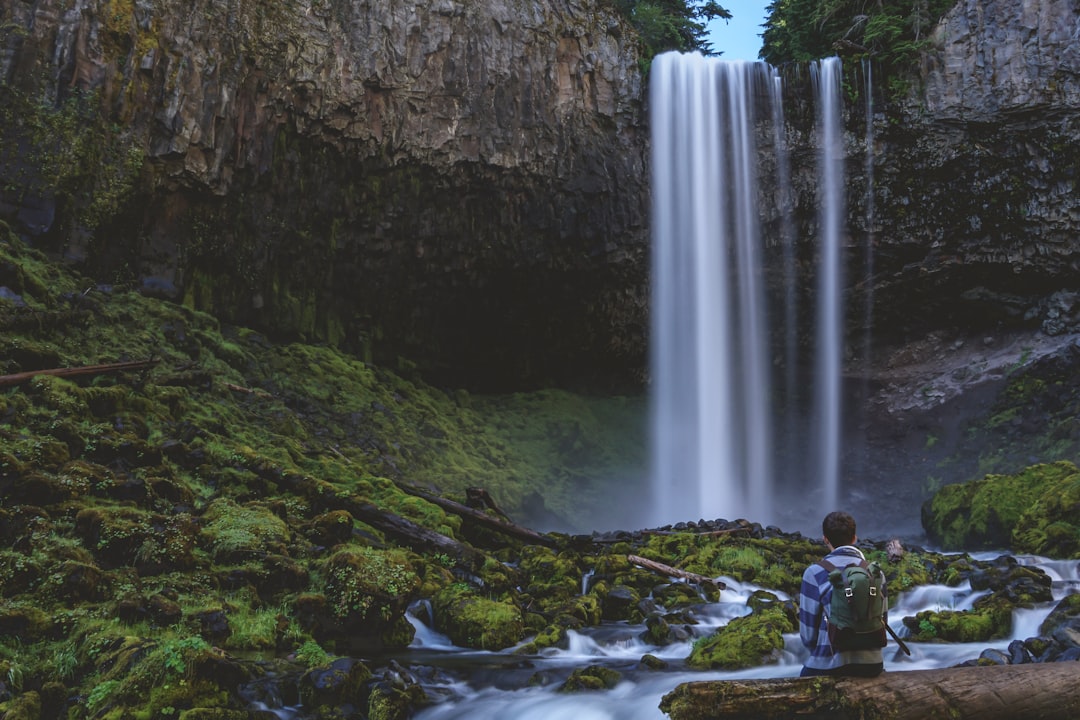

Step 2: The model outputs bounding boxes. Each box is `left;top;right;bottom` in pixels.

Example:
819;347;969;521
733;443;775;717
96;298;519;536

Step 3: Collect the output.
818;558;887;652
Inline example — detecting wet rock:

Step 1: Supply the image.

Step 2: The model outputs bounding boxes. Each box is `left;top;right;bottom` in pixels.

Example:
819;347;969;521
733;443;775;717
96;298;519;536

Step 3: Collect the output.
599;584;638;621
559;664;622;692
304;510;356;547
148;593;184;627
1039;593;1080;653
194;609;231;644
298;657;372;711
979;648;1010;665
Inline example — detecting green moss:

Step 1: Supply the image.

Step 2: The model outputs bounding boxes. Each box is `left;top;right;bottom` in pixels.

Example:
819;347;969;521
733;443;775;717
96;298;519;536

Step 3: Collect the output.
320;546;420;622
903;602;1011;643
431;584;525;650
560;664;622;692
686;604;795;670
922;461;1079;551
200;499;290;562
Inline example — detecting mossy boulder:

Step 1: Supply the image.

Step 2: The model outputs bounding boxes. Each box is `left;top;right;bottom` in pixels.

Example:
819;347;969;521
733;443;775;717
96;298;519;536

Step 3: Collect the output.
431;584;525;650
298;657;373;712
318;546;421;648
367;681;428;720
0;690;41;720
1012;471;1080;558
902;599;1013;643
200;499;291;563
922;461;1080;554
1039;592;1080;650
686;601;796;670
559;664;622;692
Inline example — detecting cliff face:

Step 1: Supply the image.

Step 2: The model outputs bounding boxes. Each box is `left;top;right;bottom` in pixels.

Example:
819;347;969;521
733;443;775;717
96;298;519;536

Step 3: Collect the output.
3;0;1080;395
1;0;648;390
852;0;1080;345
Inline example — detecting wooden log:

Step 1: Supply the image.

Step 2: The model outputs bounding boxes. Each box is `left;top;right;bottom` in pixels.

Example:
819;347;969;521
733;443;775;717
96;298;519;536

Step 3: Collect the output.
0;358;159;387
394;482;557;548
628;554;726;589
345;501;490;572
659;663;1080;720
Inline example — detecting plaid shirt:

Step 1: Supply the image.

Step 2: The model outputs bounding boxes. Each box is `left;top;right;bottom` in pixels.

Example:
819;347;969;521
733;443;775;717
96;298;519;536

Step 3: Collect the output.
798;545;887;671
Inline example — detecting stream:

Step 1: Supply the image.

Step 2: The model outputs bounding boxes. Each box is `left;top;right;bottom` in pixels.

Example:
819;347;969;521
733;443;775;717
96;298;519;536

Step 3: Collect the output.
256;552;1080;719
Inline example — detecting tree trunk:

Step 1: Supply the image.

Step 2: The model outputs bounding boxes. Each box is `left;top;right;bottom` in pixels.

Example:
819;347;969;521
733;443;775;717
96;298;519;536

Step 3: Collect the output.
659;663;1080;720
345;501;491;572
394;482;557;548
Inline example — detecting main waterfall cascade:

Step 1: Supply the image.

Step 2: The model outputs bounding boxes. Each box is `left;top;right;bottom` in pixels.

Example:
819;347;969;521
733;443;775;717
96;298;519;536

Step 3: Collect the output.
649;53;846;531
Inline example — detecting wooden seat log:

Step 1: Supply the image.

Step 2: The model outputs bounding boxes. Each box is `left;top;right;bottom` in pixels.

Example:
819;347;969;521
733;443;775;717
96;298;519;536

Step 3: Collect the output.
659;662;1080;720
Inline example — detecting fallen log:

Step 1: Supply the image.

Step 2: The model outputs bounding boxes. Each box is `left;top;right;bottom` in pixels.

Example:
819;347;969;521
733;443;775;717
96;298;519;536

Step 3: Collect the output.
659;663;1080;720
345;500;490;572
394;482;557;548
0;358;159;387
628;554;726;589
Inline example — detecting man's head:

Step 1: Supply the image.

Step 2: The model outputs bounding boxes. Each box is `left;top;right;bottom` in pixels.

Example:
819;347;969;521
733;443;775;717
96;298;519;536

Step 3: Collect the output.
822;511;856;548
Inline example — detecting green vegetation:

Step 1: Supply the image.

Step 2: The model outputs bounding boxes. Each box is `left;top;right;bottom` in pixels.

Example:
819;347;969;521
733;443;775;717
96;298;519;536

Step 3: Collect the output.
0;85;143;233
922;461;1080;555
687;598;796;669
761;1;956;67
1;224;1073;716
610;1;731;61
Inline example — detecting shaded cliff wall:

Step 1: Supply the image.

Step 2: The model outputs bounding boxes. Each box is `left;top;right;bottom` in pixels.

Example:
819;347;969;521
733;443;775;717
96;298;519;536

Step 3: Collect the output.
0;0;648;390
849;0;1080;347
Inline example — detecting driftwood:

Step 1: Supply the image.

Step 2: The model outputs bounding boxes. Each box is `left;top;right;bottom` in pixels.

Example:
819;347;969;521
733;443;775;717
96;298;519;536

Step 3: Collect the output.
628;554;726;589
0;358;159;387
394;482;558;548
659;663;1080;720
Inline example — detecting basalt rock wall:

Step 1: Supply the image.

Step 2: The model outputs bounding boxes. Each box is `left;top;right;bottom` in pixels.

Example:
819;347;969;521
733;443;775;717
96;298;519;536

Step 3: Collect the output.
4;0;1080;394
0;0;648;390
843;0;1080;349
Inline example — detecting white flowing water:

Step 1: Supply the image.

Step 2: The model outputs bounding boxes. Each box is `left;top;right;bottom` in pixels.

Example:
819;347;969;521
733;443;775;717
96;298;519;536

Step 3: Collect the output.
811;57;844;515
648;52;845;530
251;556;1077;719
402;555;1077;720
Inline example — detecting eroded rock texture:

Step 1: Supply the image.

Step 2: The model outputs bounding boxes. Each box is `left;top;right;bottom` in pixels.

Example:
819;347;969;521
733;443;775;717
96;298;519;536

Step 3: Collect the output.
3;0;1080;396
854;0;1080;344
1;0;647;389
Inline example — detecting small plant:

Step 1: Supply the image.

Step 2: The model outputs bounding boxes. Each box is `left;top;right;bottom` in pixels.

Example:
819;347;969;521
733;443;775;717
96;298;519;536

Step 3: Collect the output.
918;618;937;637
86;679;121;714
159;636;211;677
294;640;330;668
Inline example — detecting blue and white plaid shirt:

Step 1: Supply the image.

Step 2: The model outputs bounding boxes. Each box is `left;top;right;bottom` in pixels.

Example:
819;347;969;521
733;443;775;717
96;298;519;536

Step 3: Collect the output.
798;545;887;671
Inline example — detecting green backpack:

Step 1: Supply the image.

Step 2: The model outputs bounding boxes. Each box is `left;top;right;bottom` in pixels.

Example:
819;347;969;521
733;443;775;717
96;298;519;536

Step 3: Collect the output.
819;558;887;652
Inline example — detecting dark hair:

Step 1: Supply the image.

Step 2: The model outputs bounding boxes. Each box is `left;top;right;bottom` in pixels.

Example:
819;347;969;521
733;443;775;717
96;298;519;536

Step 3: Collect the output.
822;511;856;547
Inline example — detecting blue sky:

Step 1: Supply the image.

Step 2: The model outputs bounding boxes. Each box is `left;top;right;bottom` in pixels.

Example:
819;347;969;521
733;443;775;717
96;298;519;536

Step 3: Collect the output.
706;1;770;60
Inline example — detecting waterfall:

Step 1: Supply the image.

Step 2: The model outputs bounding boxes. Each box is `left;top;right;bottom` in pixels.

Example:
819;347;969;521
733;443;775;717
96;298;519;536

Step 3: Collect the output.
811;57;844;515
648;53;846;530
